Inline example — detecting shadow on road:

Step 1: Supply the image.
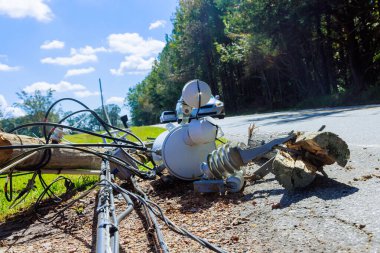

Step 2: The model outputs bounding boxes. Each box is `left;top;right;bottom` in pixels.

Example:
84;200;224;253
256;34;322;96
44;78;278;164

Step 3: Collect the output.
279;175;359;207
243;175;358;208
149;173;358;213
242;105;380;126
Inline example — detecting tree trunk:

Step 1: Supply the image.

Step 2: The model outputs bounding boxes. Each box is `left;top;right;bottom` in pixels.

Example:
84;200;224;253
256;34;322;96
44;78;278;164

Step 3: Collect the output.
0;132;102;172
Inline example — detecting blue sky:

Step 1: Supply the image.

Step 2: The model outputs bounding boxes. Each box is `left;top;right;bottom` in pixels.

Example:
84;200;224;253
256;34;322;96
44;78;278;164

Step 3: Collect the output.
0;0;177;117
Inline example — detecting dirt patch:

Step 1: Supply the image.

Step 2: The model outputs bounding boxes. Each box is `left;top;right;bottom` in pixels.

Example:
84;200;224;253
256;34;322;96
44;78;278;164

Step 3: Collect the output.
0;162;363;253
0;173;259;253
353;174;380;181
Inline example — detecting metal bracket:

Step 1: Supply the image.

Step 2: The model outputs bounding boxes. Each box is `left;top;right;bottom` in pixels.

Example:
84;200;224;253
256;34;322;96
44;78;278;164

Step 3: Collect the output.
238;133;296;164
193;179;225;193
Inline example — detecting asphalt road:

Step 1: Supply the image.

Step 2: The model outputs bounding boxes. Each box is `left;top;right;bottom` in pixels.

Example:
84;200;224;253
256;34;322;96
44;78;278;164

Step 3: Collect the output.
217;104;380;148
156;105;380;252
215;104;380;252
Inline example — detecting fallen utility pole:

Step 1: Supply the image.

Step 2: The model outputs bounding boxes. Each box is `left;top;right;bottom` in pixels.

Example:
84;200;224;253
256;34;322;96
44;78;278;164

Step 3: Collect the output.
0;132;102;171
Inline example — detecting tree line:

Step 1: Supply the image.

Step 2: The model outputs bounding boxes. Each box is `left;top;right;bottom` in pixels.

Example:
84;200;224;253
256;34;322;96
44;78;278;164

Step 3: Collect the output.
127;0;380;125
0;90;122;137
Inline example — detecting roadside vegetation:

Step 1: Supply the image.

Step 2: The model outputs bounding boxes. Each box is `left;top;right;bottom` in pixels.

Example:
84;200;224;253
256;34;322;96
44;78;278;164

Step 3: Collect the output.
0;126;165;222
128;0;380;125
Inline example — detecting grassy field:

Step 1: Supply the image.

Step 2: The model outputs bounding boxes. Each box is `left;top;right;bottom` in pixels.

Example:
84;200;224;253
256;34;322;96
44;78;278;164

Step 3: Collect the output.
0;126;165;222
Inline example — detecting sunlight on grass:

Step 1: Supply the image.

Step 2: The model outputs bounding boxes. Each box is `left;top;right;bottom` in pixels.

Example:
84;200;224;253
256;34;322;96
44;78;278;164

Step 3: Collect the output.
0;125;165;222
0;174;97;221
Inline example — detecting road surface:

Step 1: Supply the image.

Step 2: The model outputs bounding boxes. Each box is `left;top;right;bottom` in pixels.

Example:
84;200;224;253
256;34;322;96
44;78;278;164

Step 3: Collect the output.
1;105;379;252
216;104;380;252
157;104;380;252
218;104;380;147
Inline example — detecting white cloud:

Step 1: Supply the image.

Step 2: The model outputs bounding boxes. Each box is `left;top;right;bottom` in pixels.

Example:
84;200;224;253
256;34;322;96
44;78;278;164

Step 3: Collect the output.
23;80;99;99
65;67;95;77
110;55;155;76
74;90;100;98
23;81;86;93
40;33;163;75
106;96;124;105
107;33;165;57
4;107;26;118
41;40;65;50
0;94;7;109
41;52;97;66
0;94;26;118
149;20;166;30
0;62;19;72
0;0;53;22
41;45;107;66
75;46;107;55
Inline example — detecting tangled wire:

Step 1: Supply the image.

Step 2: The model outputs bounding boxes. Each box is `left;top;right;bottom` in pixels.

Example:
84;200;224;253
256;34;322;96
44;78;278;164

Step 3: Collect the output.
0;98;227;253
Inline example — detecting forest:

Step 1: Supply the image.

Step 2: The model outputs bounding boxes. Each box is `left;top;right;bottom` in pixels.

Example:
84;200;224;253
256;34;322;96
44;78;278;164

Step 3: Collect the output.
127;0;380;125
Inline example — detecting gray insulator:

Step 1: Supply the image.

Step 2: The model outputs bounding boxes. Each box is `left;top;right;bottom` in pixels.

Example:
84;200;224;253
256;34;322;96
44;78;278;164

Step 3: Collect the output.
204;143;245;179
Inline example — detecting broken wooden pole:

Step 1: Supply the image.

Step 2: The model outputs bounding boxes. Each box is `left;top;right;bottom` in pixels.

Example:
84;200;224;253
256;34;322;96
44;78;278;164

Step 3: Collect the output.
286;131;350;167
272;131;350;190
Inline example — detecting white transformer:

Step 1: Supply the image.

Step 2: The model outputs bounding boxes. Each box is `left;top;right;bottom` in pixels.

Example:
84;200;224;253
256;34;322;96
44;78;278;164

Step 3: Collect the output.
152;80;244;192
152;117;218;180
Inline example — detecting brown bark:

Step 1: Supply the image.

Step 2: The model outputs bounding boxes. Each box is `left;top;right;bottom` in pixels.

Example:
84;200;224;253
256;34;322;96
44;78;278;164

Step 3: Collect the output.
0;132;102;171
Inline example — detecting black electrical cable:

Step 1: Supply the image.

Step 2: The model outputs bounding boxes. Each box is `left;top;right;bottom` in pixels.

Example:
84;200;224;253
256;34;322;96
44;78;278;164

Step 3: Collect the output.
34;175;73;209
8;171;39;208
108;178;228;253
0;142;155;172
35;180;102;223
43;98;92;141
4;173;13;202
216;138;226;144
9;122;142;147
2;97;157;236
58;110;146;148
0;146;154;175
48;109;113;141
0;143;152;170
4;148;52;202
0;145;154;178
0;143;147;150
0;171;33;179
34;149;62;200
42;97;145;147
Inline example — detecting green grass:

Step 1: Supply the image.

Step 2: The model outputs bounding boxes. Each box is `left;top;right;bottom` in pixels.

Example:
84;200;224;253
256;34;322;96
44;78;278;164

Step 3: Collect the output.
0;174;97;221
64;126;166;143
0;125;166;222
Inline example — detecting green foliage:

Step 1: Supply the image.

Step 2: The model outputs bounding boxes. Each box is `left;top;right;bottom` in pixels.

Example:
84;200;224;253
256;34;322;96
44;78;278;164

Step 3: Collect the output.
14;89;55;117
62;104;122;132
1;89;58;137
127;0;380;125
